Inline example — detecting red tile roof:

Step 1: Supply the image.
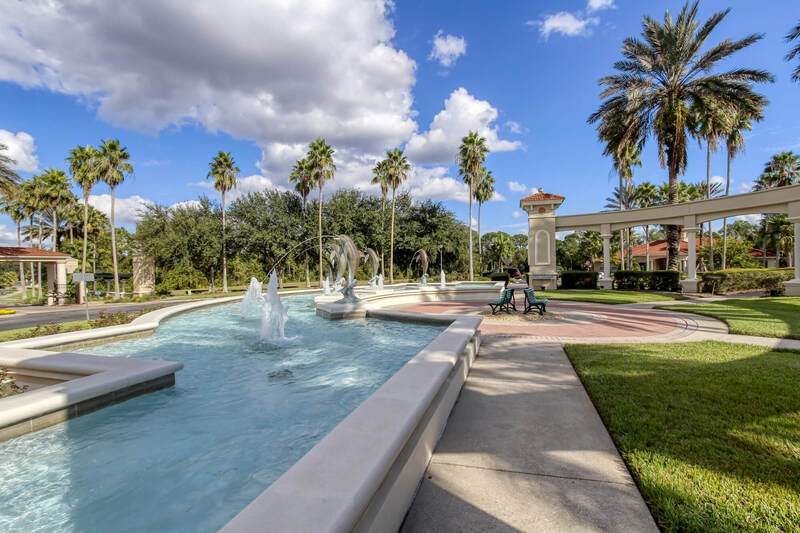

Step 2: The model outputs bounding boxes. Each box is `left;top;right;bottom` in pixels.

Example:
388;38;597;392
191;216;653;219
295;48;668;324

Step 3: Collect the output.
602;239;776;259
0;247;72;258
520;192;565;202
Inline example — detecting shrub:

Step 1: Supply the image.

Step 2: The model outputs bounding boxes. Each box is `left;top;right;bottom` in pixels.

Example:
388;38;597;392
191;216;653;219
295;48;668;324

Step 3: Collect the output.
613;270;681;291
489;272;510;282
158;264;208;291
700;268;795;294
0;271;18;287
0;368;28;398
561;270;599;289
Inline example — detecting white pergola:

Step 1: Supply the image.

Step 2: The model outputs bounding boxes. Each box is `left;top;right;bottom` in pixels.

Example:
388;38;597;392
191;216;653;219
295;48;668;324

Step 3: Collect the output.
521;184;800;295
0;247;78;305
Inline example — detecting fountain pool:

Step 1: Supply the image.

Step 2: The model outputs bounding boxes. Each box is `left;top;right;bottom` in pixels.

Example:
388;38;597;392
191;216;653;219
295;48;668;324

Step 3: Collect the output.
0;295;444;532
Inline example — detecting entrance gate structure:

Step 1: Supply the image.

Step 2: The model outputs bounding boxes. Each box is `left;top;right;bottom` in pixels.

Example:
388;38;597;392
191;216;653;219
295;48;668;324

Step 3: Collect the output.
521;184;800;295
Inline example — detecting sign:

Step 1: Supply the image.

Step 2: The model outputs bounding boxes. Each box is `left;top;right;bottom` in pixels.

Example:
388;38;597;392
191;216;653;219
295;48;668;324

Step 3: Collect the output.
72;273;95;282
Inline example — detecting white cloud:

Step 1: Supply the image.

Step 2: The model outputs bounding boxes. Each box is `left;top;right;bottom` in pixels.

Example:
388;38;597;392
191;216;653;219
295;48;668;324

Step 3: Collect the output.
0;0;417;187
710;175;725;187
0;224;18;246
0;130;38;172
429;30;466;68
504;120;523;134
533;12;599;39
405;88;521;165
408;166;469;203
586;0;615;12
737;181;755;193
190;173;288;202
512;211;524;219
88;194;152;225
734;214;762;224
471;217;477;228
170;200;201;210
508;181;530;193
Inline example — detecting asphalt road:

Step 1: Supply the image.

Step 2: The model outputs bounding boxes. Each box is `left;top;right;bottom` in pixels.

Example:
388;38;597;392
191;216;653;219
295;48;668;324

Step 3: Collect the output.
0;300;188;332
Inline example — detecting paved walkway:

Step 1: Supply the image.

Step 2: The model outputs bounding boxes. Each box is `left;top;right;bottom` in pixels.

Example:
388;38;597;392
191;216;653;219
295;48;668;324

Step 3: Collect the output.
402;338;658;532
401;298;800;532
0;300;187;331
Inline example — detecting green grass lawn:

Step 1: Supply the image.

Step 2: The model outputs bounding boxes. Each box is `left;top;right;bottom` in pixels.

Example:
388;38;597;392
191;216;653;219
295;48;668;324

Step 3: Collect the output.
659;297;800;339
537;289;685;305
565;341;800;532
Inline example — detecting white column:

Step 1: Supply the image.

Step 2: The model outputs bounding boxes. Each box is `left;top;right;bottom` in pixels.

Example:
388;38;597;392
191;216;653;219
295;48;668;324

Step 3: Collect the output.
602;234;611;279
45;263;56;306
793;221;800;281
56;262;67;305
685;227;698;280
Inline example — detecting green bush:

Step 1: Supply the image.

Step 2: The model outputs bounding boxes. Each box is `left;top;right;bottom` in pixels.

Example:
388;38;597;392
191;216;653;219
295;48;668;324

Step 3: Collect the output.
613;270;681;291
158;264;208;292
560;270;599;289
489;272;510;282
0;271;18;287
700;268;794;294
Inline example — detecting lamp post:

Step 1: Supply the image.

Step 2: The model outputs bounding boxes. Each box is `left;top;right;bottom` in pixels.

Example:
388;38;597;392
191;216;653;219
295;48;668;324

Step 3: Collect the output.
439;244;444;272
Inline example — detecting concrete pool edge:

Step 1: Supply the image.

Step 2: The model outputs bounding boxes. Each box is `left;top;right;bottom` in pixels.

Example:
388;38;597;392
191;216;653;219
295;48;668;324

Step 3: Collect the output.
220;312;482;533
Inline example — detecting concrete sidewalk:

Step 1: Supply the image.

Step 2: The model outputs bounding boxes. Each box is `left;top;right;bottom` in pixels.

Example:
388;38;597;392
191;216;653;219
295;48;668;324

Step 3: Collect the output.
401;337;657;533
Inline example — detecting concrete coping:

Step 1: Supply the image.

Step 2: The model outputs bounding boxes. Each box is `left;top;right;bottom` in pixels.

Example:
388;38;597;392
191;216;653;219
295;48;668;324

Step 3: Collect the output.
221;311;482;532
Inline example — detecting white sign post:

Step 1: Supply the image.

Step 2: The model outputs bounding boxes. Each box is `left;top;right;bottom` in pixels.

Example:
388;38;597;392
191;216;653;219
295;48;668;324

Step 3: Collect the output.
73;273;95;321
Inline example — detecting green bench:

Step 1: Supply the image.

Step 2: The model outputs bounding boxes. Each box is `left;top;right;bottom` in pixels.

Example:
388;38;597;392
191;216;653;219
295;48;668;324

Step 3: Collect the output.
488;288;516;315
523;288;549;315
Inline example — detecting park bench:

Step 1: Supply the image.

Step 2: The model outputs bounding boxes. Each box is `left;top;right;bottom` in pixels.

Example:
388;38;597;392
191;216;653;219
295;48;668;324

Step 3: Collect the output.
523;288;549;315
488;288;516;315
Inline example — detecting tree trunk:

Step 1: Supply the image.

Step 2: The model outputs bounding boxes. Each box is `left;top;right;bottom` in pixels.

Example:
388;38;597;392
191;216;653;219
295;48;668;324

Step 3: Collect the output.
380;196;386;276
318;184;323;287
468;178;474;281
82;194;89;274
93;235;98;292
666;150;680;271
222;190;228;292
52;208;58;252
16;221;24;293
37;214;43;299
722;149;732;270
303;196;310;288
478;201;482;272
706;140;714;270
643;225;650;270
110;184;120;298
390;187;396;284
28;217;35;297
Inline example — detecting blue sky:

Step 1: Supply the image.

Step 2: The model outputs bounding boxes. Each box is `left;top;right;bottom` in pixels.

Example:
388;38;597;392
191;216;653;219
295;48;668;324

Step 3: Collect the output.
1;0;798;244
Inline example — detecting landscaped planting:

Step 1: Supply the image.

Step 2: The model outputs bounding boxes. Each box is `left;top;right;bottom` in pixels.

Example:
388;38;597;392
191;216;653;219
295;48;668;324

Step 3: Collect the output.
565;341;800;532
699;268;795;294
612;270;681;291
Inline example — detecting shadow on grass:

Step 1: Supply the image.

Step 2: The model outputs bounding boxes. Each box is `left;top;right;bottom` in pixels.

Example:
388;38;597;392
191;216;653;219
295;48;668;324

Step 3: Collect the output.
565;341;800;532
662;298;800;339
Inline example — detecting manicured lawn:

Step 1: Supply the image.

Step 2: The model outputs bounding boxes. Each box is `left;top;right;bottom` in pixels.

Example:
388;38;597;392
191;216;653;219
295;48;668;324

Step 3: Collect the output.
565;341;800;532
660;297;800;339
0;308;160;342
537;289;685;305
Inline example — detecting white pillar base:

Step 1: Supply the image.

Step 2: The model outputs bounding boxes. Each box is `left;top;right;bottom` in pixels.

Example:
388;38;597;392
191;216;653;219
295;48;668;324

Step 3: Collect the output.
680;279;701;293
783;280;800;297
598;279;613;290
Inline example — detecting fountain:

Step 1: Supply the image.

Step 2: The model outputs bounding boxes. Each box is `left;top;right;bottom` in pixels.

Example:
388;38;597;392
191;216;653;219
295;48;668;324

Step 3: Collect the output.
377;273;384;290
363;248;380;289
410;249;430;286
322;277;331;295
241;277;264;316
333;235;362;303
440;269;446;289
260;271;293;341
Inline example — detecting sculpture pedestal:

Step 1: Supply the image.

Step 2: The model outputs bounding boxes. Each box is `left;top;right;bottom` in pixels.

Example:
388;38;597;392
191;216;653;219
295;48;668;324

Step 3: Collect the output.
680;279;701;293
783;280;800;296
597;279;613;290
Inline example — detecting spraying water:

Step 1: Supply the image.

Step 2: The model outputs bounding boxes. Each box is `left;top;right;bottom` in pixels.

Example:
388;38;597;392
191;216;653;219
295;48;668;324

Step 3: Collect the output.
241;277;264;316
260;271;293;341
440;269;446;289
377;273;384;290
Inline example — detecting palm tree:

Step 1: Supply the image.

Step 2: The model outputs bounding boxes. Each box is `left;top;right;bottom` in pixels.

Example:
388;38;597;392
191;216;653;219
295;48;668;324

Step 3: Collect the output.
0;144;21;197
636;181;659;270
28;175;49;298
67;145;100;275
474;168;495;272
39;169;71;252
289;157;314;287
97;139;133;298
307;139;335;286
458;131;489;280
207;151;239;292
605;183;640;270
370;158;390;277
589;1;772;270
722;112;758;269
787;21;800;82
488;233;514;270
86;205;108;293
0;193;26;290
611;142;641;269
386;148;410;283
753;152;800;190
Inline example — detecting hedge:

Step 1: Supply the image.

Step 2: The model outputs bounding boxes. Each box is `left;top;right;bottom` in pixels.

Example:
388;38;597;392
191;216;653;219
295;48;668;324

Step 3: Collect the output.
489;272;511;282
699;268;795;294
613;270;681;292
560;271;599;289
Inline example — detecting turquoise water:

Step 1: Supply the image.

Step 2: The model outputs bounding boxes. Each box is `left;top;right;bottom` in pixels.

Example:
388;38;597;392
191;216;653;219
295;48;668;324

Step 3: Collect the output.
0;296;444;532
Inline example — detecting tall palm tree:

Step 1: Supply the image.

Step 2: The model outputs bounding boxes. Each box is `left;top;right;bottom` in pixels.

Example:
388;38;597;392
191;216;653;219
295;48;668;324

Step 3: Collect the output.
386;148;410;283
0;144;21;197
207;151;239;292
370;158;390;277
636;181;659;270
39;169;71;252
474;168;495;272
289;157;314;287
0;193;26;290
86;205;108;292
67;145;100;275
20;179;39;295
458;131;489;280
787;21;800;82
722;112;757;269
307;139;335;286
28;175;49;298
611;142;641;269
589;1;772;270
97;139;133;298
753;152;800;190
605;183;640;269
